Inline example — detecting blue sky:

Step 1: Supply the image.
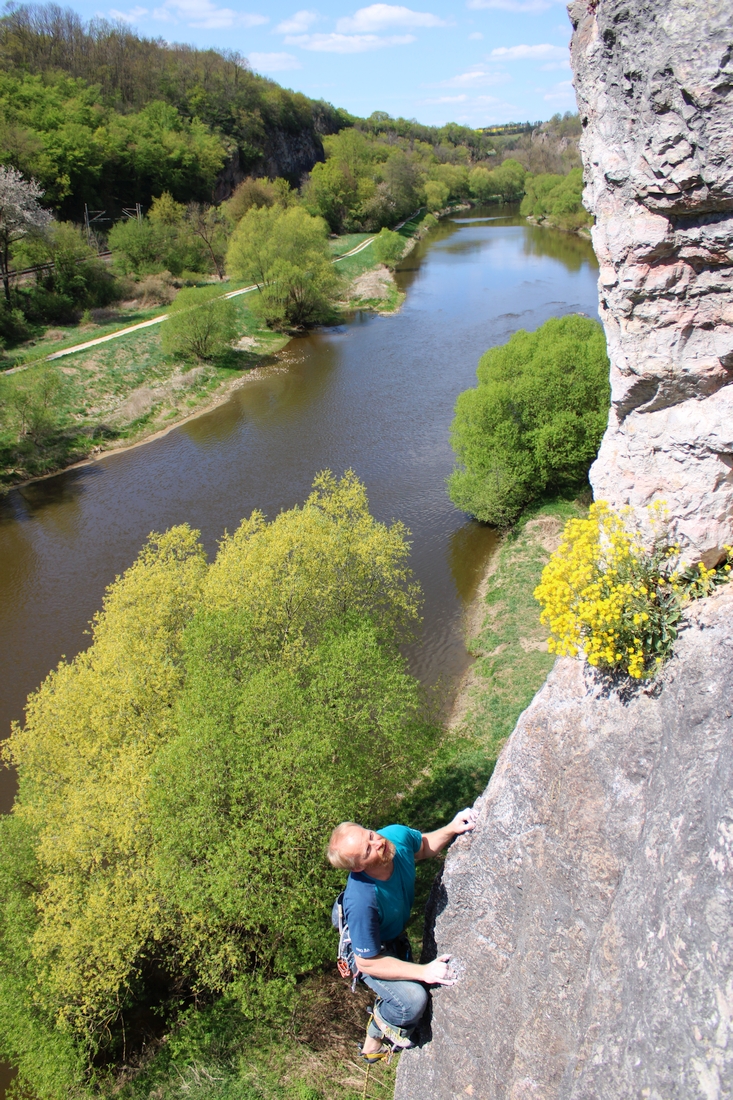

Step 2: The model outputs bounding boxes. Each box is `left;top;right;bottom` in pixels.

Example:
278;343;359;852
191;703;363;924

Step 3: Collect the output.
93;0;577;126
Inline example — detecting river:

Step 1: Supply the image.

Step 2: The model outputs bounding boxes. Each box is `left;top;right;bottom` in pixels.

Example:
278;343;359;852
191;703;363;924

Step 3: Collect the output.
0;206;598;1096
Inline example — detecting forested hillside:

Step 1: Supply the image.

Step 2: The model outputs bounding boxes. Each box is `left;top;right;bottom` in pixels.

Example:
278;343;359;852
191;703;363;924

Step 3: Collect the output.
0;4;344;217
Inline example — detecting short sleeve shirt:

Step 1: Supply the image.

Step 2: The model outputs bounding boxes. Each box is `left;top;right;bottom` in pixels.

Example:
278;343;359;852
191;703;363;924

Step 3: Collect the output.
343;824;423;959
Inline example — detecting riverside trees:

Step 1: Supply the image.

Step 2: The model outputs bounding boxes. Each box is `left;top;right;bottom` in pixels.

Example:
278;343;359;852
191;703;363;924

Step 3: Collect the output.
0;472;432;1095
226;206;340;329
448;315;610;527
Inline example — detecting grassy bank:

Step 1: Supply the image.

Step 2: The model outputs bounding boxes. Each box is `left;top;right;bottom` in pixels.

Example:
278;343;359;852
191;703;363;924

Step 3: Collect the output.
0;215;439;492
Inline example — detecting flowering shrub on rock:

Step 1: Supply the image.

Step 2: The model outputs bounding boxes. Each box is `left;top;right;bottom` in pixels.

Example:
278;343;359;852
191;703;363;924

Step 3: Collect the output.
534;501;732;680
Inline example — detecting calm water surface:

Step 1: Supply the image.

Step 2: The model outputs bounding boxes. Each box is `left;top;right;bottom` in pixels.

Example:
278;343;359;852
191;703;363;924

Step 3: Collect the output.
0;208;598;814
0;208;597;1094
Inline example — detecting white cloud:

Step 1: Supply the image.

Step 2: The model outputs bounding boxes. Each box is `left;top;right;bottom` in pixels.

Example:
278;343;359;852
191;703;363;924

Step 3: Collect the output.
468;30;483;39
468;0;554;11
249;51;301;70
284;31;414;51
336;4;446;33
274;9;317;33
490;43;567;60
439;67;508;88
539;59;570;70
544;79;575;102
109;4;148;21
151;0;267;26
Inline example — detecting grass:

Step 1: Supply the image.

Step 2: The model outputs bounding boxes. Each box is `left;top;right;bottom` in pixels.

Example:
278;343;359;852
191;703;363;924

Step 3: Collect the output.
328;233;372;257
0;292;286;490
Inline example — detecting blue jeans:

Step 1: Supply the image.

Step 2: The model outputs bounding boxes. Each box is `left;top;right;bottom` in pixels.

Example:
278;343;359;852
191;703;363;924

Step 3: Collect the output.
362;973;428;1032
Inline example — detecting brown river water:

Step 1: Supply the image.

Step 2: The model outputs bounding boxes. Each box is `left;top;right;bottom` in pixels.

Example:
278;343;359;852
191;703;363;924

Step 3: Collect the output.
0;207;598;1095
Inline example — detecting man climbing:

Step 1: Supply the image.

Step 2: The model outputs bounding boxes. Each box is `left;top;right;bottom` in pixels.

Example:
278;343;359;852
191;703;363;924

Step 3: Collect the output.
327;808;477;1062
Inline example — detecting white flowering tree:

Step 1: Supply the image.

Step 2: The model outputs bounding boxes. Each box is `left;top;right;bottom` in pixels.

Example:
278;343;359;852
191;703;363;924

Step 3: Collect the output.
0;166;52;305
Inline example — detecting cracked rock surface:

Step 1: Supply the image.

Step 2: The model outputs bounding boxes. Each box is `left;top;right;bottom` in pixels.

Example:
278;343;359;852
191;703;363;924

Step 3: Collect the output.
395;588;733;1100
570;0;733;564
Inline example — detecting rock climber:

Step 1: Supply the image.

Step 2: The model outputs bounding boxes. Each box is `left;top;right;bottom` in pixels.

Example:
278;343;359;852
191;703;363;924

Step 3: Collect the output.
327;808;477;1062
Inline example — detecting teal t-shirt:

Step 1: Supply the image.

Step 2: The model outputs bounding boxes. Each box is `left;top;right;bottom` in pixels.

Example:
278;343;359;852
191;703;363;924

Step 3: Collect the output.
344;824;423;958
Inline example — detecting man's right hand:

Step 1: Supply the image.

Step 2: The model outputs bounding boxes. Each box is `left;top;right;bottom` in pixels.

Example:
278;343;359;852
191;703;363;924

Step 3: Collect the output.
422;954;456;985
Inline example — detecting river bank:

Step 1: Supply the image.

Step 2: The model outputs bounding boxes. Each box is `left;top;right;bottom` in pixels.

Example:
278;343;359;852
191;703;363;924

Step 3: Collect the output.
0;213;437;493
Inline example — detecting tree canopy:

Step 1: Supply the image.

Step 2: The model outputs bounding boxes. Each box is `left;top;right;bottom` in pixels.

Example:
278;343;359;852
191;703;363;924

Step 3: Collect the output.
0;472;431;1094
448;315;610;527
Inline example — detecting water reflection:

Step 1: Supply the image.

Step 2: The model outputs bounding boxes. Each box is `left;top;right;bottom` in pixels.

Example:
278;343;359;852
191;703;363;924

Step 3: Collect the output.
0;208;600;813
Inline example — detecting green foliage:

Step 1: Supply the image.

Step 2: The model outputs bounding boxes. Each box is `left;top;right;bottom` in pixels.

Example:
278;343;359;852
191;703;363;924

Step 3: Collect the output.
468;158;526;203
227;206;340;329
520;168;591;231
15;221;117;320
0;7;343;218
448;315;610;527
225;177;294;224
371;228;405;269
1;366;61;443
0;472;429;1091
161;285;238;360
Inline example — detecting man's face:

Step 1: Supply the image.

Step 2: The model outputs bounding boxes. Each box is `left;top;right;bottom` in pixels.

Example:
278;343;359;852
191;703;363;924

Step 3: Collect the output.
340;826;393;874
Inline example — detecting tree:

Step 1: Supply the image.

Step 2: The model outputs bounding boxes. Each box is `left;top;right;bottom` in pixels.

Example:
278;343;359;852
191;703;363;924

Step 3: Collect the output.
4;367;61;444
372;227;405;269
226;206;340;329
448;315;610;527
0;473;429;1091
161;285;238;360
0;165;51;303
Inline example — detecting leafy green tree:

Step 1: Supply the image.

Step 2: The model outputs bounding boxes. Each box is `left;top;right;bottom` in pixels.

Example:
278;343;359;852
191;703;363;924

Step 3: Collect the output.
372;227;405;269
0;472;427;1091
4;367;61;444
161;285;238;360
424;179;450;210
226;206;340;329
448;315;610;527
520;168;590;230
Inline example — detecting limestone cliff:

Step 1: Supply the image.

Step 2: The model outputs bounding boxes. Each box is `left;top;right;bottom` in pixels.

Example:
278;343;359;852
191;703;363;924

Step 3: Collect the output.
395;588;733;1100
570;0;733;566
395;5;733;1097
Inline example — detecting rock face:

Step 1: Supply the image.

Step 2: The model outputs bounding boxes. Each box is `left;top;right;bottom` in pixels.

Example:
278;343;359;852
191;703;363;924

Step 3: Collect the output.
395;588;733;1100
213;127;327;201
570;0;733;565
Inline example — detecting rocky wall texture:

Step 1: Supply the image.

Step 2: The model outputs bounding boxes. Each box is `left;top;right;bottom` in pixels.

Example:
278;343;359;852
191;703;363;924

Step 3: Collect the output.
395;587;733;1100
570;0;733;565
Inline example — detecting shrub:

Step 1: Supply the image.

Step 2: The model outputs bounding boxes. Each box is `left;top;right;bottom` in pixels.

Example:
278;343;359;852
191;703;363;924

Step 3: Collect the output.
447;315;610;527
534;502;733;680
372;227;405;268
161;285;238;360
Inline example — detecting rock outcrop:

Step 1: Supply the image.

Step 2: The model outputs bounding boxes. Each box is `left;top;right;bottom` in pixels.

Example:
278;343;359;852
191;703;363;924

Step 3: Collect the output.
395;588;733;1100
570;0;733;565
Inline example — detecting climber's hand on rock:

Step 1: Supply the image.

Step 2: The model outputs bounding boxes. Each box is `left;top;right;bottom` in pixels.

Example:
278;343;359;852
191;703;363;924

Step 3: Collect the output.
450;807;477;835
422;955;456;985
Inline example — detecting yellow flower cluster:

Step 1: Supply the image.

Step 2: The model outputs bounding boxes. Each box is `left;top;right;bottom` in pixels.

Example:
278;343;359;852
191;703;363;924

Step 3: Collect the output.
534;504;733;681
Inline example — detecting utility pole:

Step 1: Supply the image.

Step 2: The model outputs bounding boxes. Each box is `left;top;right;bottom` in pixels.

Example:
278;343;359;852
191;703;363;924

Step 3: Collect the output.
84;204;108;250
121;203;143;223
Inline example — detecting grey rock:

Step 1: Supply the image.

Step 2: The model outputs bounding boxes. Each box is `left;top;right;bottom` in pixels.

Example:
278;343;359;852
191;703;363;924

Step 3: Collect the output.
570;0;733;565
395;588;733;1100
213;127;327;202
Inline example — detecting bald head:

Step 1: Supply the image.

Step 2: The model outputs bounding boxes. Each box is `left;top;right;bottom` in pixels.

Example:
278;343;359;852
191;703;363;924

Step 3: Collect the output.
327;822;395;874
327;822;362;870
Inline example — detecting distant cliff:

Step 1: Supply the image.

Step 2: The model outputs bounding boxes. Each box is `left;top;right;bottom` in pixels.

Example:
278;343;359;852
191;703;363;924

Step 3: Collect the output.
395;2;733;1097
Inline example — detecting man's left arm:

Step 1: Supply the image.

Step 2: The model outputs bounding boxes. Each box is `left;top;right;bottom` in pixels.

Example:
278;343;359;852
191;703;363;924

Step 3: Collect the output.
416;807;477;860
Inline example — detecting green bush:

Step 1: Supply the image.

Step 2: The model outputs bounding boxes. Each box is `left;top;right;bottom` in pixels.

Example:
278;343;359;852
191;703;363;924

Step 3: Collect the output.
520;168;591;231
161;285;238;360
448;315;610;527
372;227;405;268
468;159;526;203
